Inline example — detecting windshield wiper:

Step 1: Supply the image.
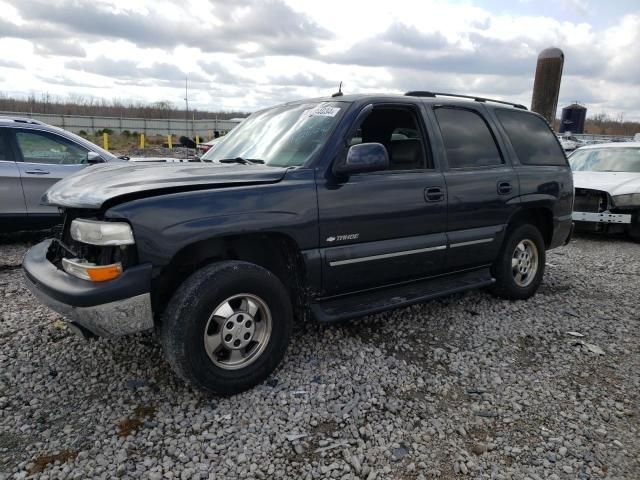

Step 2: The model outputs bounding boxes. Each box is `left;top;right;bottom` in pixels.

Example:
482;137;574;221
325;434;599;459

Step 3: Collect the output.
218;157;264;165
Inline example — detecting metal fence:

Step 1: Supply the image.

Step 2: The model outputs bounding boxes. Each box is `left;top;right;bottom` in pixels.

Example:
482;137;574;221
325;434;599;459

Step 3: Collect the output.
0;111;242;137
562;133;636;142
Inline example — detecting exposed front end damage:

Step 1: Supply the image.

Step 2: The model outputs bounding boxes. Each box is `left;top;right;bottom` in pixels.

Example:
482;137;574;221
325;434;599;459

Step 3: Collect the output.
23;232;154;338
572;188;635;234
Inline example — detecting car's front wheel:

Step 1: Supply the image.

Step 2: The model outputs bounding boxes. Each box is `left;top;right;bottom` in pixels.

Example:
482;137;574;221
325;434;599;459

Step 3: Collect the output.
490;223;546;300
160;260;293;395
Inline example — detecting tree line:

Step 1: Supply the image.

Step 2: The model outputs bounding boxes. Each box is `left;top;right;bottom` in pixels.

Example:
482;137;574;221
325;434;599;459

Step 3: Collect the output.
0;93;248;120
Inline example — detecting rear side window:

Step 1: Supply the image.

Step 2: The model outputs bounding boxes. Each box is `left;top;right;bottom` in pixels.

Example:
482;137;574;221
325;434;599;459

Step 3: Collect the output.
434;108;502;168
495;110;567;166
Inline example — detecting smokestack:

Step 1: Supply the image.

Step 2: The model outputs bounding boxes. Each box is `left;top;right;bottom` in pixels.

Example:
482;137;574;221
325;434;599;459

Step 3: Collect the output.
531;47;564;126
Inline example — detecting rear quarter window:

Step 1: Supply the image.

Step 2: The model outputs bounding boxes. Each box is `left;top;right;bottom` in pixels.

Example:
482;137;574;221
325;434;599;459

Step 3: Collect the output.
495;109;567;166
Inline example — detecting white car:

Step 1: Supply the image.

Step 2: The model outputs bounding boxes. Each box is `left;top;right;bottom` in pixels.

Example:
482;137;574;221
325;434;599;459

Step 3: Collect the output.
569;142;640;242
558;134;584;151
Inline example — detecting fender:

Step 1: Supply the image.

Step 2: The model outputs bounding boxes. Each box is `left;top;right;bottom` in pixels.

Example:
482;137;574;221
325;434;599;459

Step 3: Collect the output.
105;169;319;268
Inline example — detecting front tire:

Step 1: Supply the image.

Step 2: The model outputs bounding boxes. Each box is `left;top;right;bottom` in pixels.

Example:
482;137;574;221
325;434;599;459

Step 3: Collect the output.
490;223;545;300
160;261;293;395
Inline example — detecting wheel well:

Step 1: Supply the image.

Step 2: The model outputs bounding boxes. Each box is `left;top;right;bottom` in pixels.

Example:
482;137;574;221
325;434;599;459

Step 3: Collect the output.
153;233;308;320
508;208;553;247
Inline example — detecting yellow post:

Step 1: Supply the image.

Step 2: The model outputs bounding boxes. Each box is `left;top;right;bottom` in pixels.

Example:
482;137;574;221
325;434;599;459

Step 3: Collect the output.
103;132;108;150
167;135;172;149
140;133;145;149
195;135;200;146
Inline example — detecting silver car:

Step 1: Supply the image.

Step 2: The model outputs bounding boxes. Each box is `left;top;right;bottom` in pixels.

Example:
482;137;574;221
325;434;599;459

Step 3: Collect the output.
0;117;121;232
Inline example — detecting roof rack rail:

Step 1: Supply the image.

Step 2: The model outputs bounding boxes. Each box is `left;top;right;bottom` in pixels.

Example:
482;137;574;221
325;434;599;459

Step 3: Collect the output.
404;91;527;110
0;116;45;125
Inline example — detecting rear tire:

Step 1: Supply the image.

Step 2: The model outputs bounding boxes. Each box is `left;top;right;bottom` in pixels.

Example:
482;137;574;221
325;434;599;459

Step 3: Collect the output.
160;260;293;395
490;223;545;300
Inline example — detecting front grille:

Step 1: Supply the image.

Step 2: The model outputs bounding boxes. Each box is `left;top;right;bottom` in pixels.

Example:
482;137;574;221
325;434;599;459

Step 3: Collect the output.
574;188;609;213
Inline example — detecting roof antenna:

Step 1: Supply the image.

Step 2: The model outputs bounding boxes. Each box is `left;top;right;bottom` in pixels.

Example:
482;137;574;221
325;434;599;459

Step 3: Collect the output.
331;81;343;98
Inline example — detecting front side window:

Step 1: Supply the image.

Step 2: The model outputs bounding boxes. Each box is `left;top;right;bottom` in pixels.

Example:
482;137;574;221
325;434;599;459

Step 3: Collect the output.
434;108;502;168
346;106;431;170
496;109;566;166
205;102;345;167
16;130;89;165
569;148;640;173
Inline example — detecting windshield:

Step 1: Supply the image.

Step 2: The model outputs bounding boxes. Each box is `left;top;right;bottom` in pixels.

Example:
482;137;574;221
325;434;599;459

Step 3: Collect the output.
569;147;640;172
204;101;345;167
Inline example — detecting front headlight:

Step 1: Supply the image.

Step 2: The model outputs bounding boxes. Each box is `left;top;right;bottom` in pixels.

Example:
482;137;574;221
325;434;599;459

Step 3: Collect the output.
70;219;134;246
613;193;640;208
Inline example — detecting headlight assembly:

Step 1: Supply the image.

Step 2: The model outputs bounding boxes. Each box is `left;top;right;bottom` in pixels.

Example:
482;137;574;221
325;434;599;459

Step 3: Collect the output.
70;219;135;246
613;193;640;208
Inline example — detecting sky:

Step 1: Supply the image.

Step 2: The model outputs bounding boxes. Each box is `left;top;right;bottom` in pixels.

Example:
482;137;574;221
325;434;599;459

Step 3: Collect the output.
0;0;639;119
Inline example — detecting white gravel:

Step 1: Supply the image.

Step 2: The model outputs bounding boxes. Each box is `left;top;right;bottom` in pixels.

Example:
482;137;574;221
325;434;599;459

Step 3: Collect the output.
0;233;638;479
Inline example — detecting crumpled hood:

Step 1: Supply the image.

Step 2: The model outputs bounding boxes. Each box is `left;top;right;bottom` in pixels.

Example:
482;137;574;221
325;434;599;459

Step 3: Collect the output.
572;171;640;196
43;162;288;209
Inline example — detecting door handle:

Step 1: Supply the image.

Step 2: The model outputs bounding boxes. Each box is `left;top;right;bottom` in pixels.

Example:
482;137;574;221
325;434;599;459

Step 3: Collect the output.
497;181;512;195
425;186;444;202
25;169;50;175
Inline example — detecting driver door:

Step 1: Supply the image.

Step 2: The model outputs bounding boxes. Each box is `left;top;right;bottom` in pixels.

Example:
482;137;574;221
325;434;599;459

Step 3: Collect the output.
11;129;89;215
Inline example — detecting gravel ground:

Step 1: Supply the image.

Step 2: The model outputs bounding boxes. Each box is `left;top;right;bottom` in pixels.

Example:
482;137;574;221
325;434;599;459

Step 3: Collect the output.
0;233;638;479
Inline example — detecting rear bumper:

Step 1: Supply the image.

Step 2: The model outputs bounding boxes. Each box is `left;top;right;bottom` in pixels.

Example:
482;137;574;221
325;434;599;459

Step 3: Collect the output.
23;239;154;337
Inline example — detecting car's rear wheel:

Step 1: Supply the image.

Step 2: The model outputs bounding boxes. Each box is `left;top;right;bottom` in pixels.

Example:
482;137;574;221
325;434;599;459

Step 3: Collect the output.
160;260;292;395
490;223;546;300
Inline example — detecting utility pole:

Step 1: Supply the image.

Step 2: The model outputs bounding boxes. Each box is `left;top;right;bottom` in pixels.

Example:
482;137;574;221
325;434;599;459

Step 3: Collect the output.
184;76;189;140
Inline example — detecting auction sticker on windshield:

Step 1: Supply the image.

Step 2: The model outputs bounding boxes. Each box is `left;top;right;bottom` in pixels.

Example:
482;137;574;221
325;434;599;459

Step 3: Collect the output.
302;105;341;118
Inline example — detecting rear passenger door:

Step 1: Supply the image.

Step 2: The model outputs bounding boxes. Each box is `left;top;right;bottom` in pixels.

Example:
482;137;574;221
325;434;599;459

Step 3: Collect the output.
430;105;519;270
0;128;27;218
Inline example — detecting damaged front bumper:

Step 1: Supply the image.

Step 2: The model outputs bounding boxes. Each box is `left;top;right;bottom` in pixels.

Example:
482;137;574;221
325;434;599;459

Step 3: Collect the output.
572;211;632;224
23;239;154;337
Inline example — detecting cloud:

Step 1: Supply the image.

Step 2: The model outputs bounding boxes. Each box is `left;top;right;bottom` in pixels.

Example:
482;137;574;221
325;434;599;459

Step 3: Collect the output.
11;0;331;57
0;17;62;40
0;0;638;120
34;40;86;57
199;61;252;85
0;59;23;69
268;72;336;88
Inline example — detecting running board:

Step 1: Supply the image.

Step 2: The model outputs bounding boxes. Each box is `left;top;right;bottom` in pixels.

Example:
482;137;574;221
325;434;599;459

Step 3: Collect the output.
311;268;494;323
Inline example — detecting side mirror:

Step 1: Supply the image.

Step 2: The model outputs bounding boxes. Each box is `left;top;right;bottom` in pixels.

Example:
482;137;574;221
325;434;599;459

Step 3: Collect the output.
87;151;105;164
333;142;389;176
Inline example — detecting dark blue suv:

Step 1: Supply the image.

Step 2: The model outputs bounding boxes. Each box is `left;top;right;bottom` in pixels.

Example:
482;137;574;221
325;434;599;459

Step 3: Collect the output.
23;92;574;394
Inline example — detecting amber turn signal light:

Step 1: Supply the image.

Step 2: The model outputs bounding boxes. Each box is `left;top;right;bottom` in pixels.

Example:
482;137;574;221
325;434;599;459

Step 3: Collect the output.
62;258;123;283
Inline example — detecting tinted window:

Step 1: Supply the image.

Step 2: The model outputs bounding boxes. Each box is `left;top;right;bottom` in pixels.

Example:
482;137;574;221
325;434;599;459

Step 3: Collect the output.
346;107;431;170
434;108;502;168
496;109;566;166
16;130;88;165
0;131;12;161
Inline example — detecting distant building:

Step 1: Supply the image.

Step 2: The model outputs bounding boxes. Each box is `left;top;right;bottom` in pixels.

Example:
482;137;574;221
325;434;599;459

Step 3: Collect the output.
559;103;587;134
